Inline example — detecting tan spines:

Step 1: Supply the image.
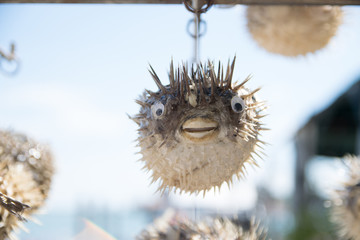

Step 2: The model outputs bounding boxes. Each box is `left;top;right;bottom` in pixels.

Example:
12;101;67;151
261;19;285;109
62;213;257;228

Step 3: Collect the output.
216;60;221;85
224;56;236;90
149;65;167;93
234;75;252;92
197;65;206;104
0;130;54;239
134;99;150;108
137;210;267;240
207;61;216;100
182;66;191;101
145;89;157;98
168;59;175;89
179;71;185;101
147;58;239;106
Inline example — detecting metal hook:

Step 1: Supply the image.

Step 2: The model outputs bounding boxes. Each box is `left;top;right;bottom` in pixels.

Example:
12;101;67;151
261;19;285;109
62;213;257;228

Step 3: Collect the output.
0;43;20;76
184;0;213;64
184;0;214;14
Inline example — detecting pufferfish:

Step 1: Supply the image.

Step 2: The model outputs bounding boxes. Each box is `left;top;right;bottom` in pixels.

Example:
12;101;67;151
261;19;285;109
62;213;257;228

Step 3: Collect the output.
247;6;343;56
0;130;54;239
330;156;360;240
132;58;266;195
137;209;267;240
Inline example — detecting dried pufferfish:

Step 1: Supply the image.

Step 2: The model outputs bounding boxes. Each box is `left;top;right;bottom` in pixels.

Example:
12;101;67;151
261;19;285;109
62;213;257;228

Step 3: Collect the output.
0;130;54;239
132;58;266;194
247;6;343;56
137;209;267;240
330;156;360;240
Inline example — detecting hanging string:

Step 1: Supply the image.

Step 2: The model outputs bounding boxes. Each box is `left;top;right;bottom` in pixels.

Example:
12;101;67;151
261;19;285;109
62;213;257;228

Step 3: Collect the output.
0;43;19;75
184;0;213;64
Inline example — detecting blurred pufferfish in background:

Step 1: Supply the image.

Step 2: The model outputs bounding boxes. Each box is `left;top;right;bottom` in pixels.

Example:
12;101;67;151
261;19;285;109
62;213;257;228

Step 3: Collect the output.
330;155;360;240
0;130;54;240
136;209;267;240
246;6;343;56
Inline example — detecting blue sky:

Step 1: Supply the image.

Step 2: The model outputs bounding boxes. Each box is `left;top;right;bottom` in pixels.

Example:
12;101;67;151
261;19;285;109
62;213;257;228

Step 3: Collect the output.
0;4;360;215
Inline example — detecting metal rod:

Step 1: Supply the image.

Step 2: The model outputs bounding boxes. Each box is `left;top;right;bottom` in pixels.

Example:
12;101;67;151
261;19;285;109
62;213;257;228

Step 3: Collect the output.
0;0;359;5
193;0;200;64
193;15;200;64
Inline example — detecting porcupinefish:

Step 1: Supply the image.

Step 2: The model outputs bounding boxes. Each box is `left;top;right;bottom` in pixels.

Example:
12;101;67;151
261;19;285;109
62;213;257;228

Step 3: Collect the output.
132;58;266;195
247;6;343;56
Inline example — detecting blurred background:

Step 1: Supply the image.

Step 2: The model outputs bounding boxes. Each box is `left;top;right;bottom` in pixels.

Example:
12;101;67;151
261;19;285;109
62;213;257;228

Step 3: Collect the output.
0;3;360;239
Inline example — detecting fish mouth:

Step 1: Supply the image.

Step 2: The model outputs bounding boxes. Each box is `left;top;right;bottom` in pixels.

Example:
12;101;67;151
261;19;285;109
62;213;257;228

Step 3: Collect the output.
181;118;219;141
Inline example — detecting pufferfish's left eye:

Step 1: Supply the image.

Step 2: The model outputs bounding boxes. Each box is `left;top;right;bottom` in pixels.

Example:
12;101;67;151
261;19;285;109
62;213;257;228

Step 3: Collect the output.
151;102;165;119
231;95;245;113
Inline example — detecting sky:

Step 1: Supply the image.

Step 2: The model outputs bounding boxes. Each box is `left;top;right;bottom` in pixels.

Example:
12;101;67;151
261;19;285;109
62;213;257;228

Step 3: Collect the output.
0;3;360;218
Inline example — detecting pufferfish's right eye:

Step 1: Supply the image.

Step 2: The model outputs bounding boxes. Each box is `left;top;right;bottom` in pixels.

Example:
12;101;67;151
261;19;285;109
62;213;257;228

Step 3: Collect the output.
151;102;165;119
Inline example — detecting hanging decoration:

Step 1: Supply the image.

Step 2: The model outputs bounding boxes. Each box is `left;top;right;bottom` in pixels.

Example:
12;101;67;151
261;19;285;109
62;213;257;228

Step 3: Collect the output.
246;6;343;56
136;209;267;240
330;155;360;240
132;0;266;195
0;130;54;239
132;57;266;194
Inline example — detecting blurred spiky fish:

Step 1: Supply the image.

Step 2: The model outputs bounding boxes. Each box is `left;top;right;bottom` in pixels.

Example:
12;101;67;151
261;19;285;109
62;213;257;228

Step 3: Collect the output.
0;130;54;239
330;156;360;240
132;58;266;195
247;6;343;56
136;209;267;240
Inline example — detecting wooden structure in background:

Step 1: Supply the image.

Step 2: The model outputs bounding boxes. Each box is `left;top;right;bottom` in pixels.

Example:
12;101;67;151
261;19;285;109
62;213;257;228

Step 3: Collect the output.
295;79;360;211
0;0;359;5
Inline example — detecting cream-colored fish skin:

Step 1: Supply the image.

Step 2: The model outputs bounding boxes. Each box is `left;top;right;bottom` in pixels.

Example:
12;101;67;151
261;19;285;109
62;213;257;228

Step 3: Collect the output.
331;156;360;240
133;59;265;195
141;134;257;193
247;6;343;56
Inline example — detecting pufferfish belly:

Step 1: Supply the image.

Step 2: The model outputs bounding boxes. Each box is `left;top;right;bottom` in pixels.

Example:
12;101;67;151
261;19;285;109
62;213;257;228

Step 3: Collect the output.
141;136;257;194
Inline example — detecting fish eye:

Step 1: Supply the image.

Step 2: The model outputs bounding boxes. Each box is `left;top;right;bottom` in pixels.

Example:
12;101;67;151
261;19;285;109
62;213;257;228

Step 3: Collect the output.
231;95;245;113
151;102;165;119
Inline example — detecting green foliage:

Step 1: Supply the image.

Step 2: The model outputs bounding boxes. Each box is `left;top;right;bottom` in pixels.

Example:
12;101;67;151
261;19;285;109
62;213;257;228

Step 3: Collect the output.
286;205;336;240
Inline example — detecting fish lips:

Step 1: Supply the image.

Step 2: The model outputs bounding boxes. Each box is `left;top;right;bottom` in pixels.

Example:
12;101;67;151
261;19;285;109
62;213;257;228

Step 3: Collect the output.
181;117;219;142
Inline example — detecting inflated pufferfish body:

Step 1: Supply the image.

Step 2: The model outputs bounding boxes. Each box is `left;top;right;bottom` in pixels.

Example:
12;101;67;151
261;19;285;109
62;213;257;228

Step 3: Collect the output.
331;156;360;240
0;130;54;239
137;209;267;240
247;6;343;56
133;58;266;194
